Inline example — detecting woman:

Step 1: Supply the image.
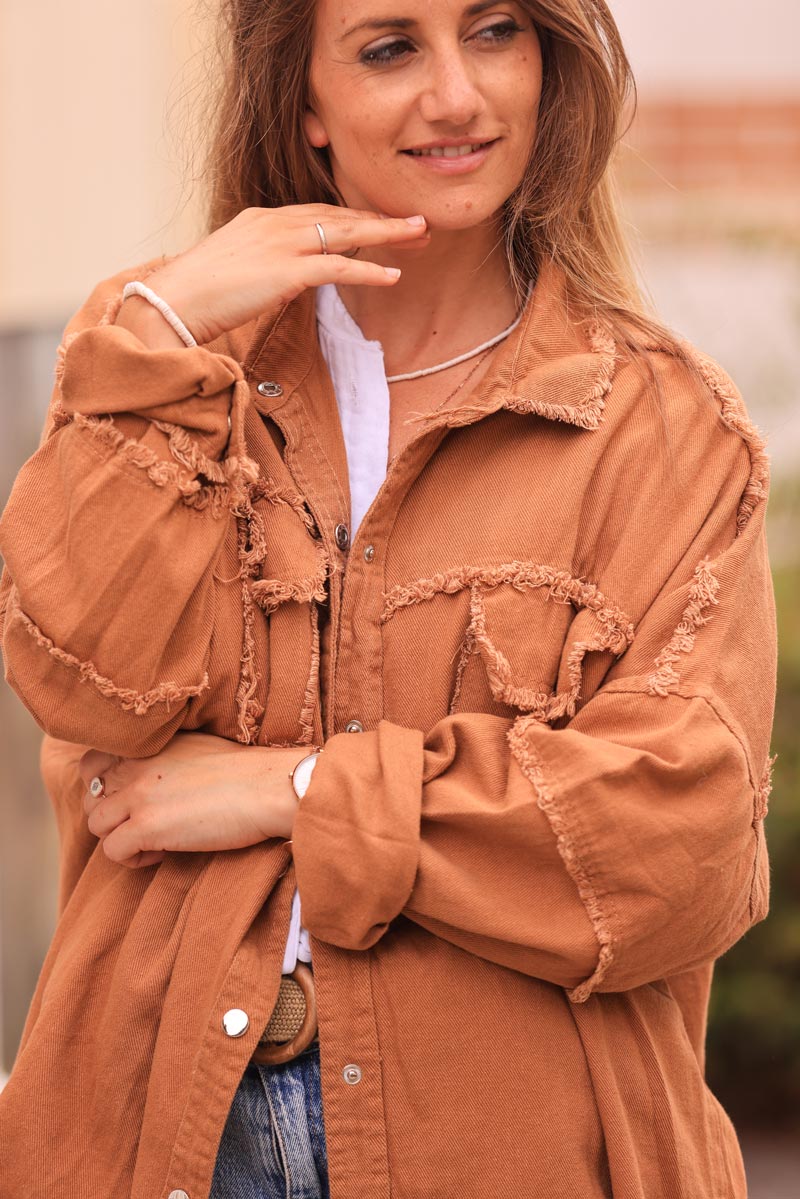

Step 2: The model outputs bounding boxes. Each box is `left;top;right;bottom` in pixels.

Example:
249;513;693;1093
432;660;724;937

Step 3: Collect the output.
0;0;777;1196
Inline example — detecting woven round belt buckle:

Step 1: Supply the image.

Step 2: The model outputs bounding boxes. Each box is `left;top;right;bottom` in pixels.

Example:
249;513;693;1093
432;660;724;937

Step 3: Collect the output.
251;962;318;1066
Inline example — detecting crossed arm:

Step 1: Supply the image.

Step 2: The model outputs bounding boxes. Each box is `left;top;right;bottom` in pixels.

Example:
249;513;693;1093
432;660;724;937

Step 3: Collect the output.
77;733;309;869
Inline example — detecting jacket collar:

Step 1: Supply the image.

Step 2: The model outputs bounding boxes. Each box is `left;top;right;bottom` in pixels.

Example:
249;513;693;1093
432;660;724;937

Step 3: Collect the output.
229;257;617;433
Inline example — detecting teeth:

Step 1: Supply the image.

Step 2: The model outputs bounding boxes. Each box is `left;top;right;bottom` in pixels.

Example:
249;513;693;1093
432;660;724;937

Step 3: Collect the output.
410;142;489;157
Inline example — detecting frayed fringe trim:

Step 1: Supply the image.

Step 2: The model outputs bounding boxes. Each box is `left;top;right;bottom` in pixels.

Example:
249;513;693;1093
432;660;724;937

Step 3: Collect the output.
298;601;322;744
53;332;80;402
464;584;564;721
642;336;770;533
394;561;633;722
250;545;330;616
234;522;266;746
48;266;311;747
503;320;617;431
9;593;209;715
448;624;478;715
402;320;617;434
232;499;330;744
72;413;228;513
691;351;770;532
507;715;615;1002
70;399;260;519
250;478;319;536
381;559;630;628
754;753;777;822
251;575;329;614
459;576;633;722
646;556;720;697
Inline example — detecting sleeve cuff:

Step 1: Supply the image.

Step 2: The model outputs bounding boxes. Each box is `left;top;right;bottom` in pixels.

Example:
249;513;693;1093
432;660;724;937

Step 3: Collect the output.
59;324;243;416
290;720;425;950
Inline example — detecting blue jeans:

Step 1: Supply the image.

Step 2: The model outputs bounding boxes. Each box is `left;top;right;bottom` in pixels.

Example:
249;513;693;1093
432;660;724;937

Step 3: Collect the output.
210;1040;329;1199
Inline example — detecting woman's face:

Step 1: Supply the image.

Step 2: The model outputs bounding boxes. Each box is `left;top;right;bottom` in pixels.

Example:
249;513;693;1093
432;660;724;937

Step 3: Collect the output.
304;1;543;229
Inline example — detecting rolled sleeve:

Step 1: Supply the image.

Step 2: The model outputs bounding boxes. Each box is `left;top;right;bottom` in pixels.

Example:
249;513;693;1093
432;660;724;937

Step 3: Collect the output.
290;721;424;950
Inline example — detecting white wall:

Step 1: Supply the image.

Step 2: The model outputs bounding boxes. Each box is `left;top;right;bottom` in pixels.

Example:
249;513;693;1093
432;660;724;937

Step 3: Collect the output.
0;0;207;327
611;0;800;92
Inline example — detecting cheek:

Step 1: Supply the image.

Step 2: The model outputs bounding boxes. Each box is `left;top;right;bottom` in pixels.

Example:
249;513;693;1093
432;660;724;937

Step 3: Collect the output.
337;108;395;163
506;56;542;147
515;49;543;107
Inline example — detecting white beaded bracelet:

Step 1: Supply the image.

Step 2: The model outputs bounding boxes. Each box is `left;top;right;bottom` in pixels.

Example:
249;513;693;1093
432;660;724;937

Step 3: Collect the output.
121;281;198;347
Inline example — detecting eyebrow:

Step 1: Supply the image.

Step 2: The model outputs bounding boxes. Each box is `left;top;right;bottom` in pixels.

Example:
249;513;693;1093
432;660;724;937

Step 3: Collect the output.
338;1;505;43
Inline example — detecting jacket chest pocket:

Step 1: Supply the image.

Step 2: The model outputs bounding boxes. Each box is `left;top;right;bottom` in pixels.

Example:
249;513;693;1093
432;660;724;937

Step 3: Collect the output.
380;561;634;726
451;580;574;719
211;485;330;747
251;507;331;746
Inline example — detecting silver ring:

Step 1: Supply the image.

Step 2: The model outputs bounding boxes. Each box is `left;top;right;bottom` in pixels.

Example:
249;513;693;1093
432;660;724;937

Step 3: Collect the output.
89;776;105;799
314;220;359;259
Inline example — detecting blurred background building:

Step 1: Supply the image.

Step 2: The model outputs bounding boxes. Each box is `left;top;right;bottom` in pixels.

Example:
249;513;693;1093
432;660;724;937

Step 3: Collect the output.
1;1;798;1191
610;8;800;1192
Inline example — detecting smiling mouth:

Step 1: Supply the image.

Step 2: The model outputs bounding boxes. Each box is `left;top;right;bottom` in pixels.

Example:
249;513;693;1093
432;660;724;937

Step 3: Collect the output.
402;139;497;158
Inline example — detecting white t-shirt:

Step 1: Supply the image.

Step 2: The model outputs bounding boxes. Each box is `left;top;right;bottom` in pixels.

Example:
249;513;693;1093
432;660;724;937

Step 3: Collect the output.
281;281;392;973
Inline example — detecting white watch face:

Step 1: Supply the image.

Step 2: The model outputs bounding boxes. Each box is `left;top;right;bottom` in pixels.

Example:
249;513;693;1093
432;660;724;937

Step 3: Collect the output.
293;753;320;799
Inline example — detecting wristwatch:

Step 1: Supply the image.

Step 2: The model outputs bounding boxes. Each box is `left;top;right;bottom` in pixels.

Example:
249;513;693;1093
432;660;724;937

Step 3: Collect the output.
289;749;323;800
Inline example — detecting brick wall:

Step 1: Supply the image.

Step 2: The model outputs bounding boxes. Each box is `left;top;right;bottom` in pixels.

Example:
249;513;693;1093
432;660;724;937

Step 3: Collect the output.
619;95;800;193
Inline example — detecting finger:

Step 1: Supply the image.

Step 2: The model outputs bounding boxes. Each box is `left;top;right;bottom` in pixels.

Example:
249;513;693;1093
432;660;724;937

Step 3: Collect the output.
297;215;428;258
101;819;150;866
83;777;122;817
87;796;131;839
295;254;404;291
115;850;166;871
78;748;121;790
311;203;423;224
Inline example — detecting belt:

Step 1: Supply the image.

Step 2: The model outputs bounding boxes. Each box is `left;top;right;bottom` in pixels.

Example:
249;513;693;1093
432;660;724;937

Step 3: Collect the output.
250;962;319;1066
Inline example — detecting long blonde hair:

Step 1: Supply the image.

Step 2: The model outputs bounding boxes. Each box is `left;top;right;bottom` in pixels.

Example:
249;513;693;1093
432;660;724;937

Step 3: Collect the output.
194;0;705;392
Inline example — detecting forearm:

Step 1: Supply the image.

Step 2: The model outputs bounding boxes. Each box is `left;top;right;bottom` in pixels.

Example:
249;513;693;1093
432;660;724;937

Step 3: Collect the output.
0;294;253;753
291;700;763;1002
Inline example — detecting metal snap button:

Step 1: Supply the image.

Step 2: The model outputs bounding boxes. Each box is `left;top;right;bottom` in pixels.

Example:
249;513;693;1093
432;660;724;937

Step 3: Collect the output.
343;1064;362;1085
334;522;350;551
256;381;283;398
363;544;375;563
345;720;364;734
222;1008;250;1037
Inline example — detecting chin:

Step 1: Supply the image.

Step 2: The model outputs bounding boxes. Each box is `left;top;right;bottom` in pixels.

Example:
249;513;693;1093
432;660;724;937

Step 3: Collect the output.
415;198;506;231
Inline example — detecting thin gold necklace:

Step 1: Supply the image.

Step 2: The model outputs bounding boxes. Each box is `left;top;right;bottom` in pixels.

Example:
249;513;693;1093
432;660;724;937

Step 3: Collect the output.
425;343;498;416
387;344;498;464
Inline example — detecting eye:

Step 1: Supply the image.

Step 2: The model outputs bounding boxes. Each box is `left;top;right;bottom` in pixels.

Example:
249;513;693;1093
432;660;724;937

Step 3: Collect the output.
359;20;526;67
360;36;414;66
477;19;526;45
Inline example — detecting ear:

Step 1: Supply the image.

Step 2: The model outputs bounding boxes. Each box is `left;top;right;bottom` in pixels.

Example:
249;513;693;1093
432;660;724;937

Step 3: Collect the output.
303;107;329;149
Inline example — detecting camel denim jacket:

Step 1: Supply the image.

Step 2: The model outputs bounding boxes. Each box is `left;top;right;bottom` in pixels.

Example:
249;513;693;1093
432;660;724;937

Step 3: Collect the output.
0;255;778;1199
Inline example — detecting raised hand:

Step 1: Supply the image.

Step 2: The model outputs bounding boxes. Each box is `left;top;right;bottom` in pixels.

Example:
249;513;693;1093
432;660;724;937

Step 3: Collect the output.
116;203;430;347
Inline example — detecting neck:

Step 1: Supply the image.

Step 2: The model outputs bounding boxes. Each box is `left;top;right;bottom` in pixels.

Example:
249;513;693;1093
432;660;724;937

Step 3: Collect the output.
335;218;519;376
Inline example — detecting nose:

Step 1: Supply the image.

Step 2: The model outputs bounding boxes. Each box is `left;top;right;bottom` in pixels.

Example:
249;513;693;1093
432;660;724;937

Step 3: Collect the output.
417;46;488;127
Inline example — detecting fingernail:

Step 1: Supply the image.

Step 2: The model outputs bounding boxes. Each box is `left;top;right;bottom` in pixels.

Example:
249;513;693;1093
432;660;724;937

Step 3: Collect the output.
405;215;426;225
384;267;402;278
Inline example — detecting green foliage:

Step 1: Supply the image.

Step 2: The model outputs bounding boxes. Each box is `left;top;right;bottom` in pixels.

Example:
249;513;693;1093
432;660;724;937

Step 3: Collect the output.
706;547;800;1132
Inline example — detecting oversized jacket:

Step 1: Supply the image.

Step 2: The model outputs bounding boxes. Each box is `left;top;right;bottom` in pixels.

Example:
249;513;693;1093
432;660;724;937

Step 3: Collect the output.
0;253;778;1199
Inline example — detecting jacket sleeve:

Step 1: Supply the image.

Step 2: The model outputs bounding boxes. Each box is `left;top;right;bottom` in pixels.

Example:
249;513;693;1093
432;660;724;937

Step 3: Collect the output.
0;260;258;757
290;355;778;1001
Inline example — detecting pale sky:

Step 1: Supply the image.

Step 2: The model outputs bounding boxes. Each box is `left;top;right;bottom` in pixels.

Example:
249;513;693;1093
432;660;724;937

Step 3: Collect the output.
611;0;799;91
